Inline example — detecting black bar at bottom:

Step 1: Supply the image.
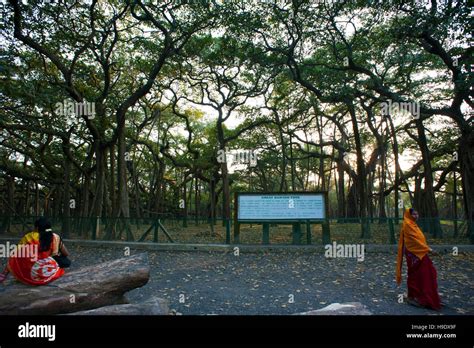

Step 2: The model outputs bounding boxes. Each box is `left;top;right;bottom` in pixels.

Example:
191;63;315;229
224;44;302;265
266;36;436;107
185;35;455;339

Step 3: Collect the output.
0;315;472;346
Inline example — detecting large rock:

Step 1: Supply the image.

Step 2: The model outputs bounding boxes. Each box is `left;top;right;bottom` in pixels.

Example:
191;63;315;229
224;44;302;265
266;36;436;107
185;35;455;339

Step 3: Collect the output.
295;302;372;315
0;253;150;315
67;297;169;315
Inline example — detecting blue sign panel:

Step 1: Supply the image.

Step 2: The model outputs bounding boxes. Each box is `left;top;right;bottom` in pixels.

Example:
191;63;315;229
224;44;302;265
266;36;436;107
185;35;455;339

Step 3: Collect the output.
237;193;326;221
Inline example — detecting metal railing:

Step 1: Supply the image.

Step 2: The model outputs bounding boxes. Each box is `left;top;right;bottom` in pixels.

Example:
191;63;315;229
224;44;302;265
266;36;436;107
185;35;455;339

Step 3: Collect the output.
0;216;471;245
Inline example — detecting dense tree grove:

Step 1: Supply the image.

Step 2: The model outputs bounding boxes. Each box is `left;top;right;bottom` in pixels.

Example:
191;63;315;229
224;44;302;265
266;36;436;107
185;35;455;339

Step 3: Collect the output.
0;0;472;241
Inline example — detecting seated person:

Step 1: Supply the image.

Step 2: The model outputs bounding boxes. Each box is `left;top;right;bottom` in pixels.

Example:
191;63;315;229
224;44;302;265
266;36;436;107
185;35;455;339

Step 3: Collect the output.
0;217;71;285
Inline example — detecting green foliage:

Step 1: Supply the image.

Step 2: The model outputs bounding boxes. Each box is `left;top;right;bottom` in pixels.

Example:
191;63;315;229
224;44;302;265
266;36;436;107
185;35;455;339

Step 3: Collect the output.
0;0;470;222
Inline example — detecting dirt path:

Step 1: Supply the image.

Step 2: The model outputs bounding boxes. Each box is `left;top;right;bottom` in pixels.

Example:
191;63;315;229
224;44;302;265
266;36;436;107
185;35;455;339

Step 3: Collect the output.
63;246;474;315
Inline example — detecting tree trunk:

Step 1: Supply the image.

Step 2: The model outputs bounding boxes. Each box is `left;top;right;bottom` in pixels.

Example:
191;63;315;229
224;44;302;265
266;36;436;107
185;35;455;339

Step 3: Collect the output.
24;180;31;216
116;130;133;241
133;161;141;219
90;143;106;240
1;176;15;234
349;105;370;238
7;175;15;216
368;170;375;222
275;113;288;192
209;177;217;232
117;131;130;219
216;116;231;221
319;116;327;191
337;152;346;220
195;176;200;223
378;155;387;222
387;115;402;223
79;172;91;236
453;170;458;238
62;153;71;238
54;184;63;218
155;162;165;214
182;173;188;227
415;118;443;238
109;144;117;218
289;132;296;192
91;143;105;218
459;129;474;243
34;182;40;216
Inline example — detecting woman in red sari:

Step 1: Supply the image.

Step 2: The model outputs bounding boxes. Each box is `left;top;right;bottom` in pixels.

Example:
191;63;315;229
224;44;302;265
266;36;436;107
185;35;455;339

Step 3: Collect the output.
0;217;69;285
396;208;441;310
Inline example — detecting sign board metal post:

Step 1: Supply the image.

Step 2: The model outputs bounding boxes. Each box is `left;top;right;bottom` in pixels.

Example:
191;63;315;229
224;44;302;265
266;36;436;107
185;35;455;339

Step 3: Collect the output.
225;219;231;244
292;223;301;245
306;220;312;244
233;192;240;243
262;223;270;244
322;220;331;244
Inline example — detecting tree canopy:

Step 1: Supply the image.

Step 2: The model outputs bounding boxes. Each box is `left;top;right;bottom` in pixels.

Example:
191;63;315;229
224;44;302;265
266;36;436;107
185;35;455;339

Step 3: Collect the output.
0;0;472;241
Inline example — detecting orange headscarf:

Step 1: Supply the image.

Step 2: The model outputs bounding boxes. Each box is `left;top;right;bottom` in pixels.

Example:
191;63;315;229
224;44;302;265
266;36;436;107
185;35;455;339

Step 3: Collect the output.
396;209;431;284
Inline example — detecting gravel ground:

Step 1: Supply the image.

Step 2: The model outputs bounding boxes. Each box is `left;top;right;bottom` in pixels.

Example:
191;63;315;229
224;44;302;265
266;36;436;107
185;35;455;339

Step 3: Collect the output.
59;245;474;315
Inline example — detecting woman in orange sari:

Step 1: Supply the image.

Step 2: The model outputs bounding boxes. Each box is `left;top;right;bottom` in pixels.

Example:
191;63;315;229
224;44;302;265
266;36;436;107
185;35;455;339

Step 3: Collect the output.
0;217;69;285
396;208;441;310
